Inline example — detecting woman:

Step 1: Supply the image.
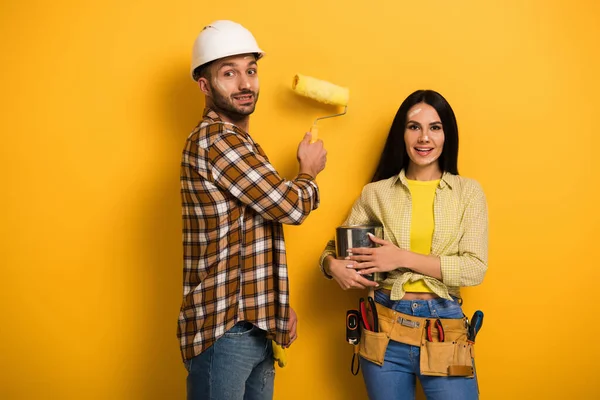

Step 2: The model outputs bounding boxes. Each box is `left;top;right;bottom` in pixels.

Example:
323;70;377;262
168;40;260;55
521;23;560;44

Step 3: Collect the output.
319;90;488;400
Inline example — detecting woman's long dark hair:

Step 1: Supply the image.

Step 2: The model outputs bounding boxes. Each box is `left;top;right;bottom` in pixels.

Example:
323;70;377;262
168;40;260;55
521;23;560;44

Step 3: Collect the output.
371;90;459;182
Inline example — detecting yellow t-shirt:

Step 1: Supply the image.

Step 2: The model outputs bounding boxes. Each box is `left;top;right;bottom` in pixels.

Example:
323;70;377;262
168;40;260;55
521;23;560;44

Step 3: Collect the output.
400;178;439;293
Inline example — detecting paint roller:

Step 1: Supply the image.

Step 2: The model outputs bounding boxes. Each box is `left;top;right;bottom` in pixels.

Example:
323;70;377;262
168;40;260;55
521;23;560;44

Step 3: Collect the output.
291;74;349;143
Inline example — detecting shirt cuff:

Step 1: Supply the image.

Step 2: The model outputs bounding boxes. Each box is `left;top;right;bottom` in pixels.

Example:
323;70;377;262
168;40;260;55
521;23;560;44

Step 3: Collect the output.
440;256;461;287
295;173;320;210
295;173;315;182
319;249;336;279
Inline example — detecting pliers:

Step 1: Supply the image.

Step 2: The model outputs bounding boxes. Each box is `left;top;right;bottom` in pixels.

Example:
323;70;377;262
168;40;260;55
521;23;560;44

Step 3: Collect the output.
425;318;445;342
359;298;371;331
359;296;379;332
367;296;379;331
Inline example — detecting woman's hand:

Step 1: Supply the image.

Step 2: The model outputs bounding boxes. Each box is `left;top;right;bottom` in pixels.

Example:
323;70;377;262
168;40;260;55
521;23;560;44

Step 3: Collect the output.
325;256;379;290
347;233;406;275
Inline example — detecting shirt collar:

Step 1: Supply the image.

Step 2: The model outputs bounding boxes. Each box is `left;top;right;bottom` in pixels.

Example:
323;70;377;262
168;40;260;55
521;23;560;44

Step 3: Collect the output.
392;169;456;190
202;107;249;135
202;107;222;123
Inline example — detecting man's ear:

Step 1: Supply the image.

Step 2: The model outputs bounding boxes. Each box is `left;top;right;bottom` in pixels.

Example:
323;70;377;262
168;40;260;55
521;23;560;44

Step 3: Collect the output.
198;78;211;97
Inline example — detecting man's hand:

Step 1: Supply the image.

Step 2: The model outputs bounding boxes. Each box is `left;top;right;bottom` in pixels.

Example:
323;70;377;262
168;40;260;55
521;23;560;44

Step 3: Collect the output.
325;256;379;290
297;132;327;178
284;306;298;348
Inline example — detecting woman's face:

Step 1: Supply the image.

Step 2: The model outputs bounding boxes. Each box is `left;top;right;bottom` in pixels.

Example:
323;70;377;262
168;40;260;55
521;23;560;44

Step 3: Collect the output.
404;102;445;174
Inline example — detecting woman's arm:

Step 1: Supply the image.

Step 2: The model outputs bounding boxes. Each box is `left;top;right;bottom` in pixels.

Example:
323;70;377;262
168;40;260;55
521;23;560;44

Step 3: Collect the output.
318;187;380;290
349;183;488;287
346;235;442;280
438;187;488;287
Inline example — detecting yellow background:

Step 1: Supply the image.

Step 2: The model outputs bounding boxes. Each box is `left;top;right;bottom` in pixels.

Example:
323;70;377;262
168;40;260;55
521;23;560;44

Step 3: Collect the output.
1;0;599;399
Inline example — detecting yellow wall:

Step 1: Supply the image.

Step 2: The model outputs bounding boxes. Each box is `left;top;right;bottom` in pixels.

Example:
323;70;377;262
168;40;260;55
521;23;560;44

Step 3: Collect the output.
1;0;598;398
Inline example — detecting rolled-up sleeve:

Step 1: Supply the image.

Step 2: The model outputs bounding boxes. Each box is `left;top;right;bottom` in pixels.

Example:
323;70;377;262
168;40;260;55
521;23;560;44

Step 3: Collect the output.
208;132;319;225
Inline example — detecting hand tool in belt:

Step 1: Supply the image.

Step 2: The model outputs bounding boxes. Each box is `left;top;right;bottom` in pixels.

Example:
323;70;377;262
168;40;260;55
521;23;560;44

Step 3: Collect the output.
346;310;361;375
359;298;372;331
367;296;379;332
359;297;379;332
467;310;484;343
425;318;445;342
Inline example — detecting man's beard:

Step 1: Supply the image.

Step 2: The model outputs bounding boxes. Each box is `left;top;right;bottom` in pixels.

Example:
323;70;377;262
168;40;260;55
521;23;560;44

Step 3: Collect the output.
209;82;259;123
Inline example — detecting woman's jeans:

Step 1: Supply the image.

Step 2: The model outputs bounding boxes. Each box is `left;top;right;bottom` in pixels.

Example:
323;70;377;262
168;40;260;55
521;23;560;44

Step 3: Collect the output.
185;321;275;400
360;290;479;400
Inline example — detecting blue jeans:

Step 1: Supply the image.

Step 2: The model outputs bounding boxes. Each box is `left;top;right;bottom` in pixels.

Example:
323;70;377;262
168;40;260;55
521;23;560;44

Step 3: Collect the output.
185;321;275;400
360;291;479;400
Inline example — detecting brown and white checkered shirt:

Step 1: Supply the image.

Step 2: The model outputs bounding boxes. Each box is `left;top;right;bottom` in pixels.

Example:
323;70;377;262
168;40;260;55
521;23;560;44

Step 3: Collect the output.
178;108;320;362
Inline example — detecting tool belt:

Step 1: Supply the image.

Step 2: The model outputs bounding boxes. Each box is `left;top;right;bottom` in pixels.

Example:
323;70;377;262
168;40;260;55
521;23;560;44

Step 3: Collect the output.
358;302;475;377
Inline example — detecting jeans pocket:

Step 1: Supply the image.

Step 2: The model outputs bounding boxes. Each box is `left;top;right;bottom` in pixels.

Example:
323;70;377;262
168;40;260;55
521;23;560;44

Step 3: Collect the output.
224;321;255;336
184;358;193;373
434;298;464;319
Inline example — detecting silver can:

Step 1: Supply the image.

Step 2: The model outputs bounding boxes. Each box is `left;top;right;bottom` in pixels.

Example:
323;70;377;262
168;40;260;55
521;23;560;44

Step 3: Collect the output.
335;224;386;282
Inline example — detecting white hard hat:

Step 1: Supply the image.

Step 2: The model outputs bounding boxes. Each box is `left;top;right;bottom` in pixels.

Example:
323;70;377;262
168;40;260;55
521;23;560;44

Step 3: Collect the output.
190;20;265;81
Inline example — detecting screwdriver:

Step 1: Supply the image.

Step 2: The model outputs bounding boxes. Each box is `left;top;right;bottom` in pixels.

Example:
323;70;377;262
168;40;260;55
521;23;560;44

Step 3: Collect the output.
467;310;484;343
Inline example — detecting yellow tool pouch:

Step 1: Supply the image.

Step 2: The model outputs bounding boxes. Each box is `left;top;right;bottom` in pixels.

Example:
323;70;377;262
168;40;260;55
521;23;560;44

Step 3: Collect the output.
358;302;475;377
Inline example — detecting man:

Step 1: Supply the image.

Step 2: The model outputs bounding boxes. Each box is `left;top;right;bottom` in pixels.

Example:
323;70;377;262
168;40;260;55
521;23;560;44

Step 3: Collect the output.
178;20;327;399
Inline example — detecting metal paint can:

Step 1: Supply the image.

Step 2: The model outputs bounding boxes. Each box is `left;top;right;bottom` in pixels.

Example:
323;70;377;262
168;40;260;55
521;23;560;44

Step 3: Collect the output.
335;224;386;282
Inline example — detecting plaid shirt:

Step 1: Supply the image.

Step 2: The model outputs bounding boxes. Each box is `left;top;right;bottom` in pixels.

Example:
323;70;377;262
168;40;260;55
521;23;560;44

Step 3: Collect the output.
178;108;320;361
319;169;488;300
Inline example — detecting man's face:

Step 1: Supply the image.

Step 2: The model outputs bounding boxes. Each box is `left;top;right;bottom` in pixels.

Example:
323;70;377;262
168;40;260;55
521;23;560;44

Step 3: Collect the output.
200;54;259;121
